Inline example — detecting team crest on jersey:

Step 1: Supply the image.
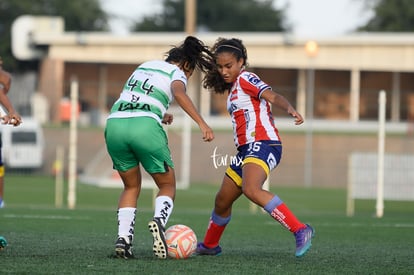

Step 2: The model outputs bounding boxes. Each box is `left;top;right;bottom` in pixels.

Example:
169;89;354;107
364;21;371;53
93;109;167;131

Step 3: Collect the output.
229;89;238;101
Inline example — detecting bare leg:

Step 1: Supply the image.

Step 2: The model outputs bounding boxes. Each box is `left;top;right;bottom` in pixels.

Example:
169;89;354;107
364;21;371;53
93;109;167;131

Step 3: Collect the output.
150;166;176;201
214;175;243;217
117;165;142;208
198;175;242;251
241;162;274;207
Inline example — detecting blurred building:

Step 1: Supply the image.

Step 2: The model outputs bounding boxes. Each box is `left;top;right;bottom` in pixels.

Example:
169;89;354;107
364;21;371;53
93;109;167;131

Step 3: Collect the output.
9;16;414;188
11;16;414;129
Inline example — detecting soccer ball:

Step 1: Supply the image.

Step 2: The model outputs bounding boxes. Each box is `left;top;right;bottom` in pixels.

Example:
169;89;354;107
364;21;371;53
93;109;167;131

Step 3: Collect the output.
165;224;197;259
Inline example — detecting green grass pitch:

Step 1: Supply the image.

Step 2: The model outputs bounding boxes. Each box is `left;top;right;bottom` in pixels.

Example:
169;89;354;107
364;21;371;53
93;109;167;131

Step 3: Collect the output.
1;174;413;274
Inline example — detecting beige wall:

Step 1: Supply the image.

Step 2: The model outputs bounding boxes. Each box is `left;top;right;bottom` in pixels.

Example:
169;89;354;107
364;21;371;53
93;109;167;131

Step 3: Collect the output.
42;126;414;188
31;33;414;123
37;63;414;123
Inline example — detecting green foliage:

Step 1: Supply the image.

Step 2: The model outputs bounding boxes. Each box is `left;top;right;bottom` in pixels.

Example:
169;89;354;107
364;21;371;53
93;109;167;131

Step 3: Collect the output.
358;0;414;31
133;0;288;32
0;0;108;70
1;174;414;274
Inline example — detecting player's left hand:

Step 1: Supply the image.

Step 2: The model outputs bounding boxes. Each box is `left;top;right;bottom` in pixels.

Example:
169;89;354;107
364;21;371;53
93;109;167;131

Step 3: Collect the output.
292;112;304;125
288;108;304;125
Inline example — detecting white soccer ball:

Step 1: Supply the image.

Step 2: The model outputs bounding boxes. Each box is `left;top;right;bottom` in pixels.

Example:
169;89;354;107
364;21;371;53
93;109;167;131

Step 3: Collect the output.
165;224;197;259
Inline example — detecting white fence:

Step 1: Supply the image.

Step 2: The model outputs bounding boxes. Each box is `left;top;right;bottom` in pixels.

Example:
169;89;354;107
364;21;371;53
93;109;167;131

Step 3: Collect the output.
347;152;414;216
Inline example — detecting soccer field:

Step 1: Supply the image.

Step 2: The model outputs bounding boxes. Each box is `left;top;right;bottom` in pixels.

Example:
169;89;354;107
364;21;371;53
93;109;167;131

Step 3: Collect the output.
1;175;413;274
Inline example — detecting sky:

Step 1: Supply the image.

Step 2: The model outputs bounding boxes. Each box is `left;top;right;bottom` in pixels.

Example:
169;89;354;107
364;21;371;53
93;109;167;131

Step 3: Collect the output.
100;0;373;39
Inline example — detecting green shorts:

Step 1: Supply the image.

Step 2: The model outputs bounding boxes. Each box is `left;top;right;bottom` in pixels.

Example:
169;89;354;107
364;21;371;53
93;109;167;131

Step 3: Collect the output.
105;116;174;173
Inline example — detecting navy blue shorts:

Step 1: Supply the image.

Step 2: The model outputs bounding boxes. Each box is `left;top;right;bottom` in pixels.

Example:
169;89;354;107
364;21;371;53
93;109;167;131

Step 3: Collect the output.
225;140;282;187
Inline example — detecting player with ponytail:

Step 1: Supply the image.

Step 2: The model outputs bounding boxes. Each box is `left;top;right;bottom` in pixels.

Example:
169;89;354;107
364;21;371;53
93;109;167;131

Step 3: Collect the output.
105;36;215;259
198;38;315;258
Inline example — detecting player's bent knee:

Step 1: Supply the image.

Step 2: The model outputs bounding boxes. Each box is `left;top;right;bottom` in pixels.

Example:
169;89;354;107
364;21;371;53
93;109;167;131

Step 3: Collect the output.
241;187;261;203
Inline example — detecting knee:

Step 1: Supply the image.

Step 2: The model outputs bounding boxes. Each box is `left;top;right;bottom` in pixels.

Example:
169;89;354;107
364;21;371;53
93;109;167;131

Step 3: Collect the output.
124;184;139;193
241;185;259;202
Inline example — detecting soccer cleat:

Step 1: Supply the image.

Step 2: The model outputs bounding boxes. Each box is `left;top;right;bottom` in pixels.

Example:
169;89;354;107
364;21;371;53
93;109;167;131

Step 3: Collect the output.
0;236;7;250
294;224;315;257
0;198;4;209
195;242;222;256
148;218;167;259
115;237;133;259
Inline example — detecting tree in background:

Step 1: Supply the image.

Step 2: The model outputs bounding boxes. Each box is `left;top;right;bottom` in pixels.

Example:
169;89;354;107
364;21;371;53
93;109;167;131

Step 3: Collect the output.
0;0;109;71
358;0;414;31
132;0;289;32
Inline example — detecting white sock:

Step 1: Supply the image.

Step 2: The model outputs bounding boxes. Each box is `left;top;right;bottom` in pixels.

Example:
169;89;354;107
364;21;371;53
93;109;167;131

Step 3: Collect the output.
154;196;174;227
117;207;136;243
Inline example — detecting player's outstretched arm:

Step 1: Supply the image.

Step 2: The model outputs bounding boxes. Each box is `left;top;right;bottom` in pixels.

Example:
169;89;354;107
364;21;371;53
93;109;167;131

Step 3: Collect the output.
261;89;304;125
171;80;214;142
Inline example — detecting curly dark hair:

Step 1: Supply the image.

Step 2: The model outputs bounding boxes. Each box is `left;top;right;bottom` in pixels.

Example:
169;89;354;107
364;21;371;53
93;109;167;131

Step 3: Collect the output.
165;36;215;75
203;38;248;94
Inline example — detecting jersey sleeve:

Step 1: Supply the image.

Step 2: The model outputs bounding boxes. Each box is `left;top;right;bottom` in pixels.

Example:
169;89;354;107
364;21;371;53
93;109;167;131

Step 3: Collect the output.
171;68;187;87
238;72;271;99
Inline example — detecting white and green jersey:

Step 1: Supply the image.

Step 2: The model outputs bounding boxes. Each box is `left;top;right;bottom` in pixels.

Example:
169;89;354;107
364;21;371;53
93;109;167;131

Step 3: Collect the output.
107;60;187;124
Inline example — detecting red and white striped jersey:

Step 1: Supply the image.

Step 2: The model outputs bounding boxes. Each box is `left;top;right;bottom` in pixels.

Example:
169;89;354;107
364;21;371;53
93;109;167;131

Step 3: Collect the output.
226;70;281;148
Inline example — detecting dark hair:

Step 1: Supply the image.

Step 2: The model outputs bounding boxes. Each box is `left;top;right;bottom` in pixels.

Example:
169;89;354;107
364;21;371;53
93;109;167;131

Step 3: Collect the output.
165;36;214;74
203;38;247;94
